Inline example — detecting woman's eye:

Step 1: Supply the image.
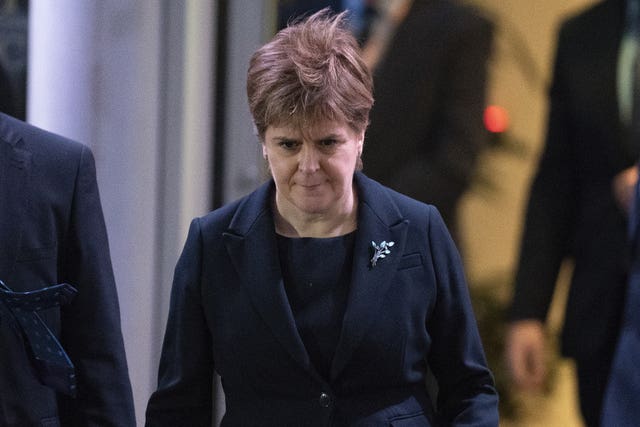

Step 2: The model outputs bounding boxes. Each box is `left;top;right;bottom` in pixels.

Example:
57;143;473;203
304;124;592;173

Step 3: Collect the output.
319;139;337;147
278;140;298;150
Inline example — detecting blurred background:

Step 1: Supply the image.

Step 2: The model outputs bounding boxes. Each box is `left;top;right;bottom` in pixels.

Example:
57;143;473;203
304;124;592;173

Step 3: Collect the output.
0;0;600;425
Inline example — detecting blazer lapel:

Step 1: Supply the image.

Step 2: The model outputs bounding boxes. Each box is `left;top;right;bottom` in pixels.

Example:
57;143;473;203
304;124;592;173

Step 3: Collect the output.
222;175;411;382
0;127;30;279
222;181;313;374
330;173;409;380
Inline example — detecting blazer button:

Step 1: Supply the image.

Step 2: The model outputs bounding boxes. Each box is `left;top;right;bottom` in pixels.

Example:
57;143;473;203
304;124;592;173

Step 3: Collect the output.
318;392;332;408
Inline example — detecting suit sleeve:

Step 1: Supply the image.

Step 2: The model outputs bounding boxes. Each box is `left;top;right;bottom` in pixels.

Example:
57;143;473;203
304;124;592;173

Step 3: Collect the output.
145;218;214;427
509;23;577;322
58;145;136;426
425;207;499;426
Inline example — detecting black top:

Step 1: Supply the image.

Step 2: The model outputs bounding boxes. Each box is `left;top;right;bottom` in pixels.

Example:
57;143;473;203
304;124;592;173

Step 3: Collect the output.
277;231;356;380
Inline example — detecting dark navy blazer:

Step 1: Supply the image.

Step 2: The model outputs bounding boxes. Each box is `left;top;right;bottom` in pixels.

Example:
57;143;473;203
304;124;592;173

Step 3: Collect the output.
0;113;135;426
146;172;498;426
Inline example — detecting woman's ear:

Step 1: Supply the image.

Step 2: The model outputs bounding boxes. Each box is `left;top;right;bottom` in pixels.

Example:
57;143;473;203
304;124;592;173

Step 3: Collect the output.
262;143;268;160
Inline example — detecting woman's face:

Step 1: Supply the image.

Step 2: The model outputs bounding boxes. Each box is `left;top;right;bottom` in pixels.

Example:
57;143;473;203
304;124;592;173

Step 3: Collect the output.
263;119;364;218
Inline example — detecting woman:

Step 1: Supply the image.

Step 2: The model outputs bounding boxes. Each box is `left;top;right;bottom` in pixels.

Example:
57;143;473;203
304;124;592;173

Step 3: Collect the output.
146;9;498;426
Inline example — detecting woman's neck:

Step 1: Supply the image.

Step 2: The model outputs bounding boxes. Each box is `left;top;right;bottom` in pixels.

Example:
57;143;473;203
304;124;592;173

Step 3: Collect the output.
273;192;358;238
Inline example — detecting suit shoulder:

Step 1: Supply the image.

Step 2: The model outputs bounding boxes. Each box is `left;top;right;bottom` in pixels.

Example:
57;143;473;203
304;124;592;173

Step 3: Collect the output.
559;0;620;40
0;114;96;193
0;113;88;162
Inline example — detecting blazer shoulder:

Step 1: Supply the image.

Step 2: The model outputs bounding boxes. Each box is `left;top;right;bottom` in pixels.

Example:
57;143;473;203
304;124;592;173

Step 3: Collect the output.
386;185;451;241
374;182;455;258
362;173;439;226
196;180;272;237
28;129;87;165
0;113;89;163
390;188;433;216
196;198;244;236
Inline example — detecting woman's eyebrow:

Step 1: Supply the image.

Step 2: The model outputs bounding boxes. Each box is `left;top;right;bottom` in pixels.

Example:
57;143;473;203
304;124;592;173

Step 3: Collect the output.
314;132;343;141
271;135;299;142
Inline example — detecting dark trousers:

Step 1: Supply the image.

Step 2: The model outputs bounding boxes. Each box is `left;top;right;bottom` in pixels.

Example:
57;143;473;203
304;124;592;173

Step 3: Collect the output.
576;359;613;427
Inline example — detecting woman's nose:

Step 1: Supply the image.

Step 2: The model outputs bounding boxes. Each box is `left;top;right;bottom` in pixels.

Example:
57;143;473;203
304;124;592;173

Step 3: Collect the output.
298;144;320;172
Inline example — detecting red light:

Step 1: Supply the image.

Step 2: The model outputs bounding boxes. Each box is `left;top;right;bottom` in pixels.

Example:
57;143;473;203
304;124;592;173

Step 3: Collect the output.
483;105;509;133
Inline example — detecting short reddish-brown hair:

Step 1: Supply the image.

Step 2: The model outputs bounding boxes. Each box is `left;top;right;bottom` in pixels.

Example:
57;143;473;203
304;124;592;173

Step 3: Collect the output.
247;8;373;140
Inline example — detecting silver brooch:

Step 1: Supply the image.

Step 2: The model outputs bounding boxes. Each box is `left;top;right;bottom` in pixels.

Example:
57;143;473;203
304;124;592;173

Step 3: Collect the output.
370;240;395;267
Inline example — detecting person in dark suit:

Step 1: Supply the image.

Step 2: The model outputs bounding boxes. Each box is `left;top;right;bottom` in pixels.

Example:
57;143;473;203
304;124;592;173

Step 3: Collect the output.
146;9;497;426
601;163;640;426
0;112;135;426
361;0;494;239
505;1;633;425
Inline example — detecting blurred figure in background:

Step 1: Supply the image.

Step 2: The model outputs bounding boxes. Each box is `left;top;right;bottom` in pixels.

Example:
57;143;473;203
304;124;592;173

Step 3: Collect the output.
0;0;27;119
0;61;15;115
278;0;342;28
361;0;494;242
278;0;370;40
601;162;640;427
506;1;635;425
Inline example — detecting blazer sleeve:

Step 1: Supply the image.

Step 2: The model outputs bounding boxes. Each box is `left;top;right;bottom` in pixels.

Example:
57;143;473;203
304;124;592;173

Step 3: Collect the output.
58;145;136;426
146;217;214;427
425;207;499;426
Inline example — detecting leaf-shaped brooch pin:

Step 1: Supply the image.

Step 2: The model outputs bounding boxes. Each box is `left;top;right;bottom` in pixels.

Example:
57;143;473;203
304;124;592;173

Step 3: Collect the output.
370;240;395;267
